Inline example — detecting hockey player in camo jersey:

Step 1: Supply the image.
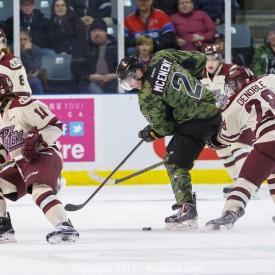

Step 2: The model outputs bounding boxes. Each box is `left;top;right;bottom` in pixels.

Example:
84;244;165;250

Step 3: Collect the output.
0;37;79;243
116;49;222;230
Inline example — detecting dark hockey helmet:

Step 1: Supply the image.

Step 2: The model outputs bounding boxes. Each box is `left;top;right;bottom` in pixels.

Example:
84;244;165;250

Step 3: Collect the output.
0;73;13;95
224;66;255;96
116;56;145;80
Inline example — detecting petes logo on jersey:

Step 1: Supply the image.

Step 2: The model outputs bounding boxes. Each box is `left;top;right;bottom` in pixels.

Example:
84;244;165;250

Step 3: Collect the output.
69;122;84;136
0;125;24;152
18;96;31;105
9;57;22;69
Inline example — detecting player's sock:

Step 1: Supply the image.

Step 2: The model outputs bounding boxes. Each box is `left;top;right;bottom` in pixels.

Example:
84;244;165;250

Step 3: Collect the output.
0;190;7;217
223;178;257;212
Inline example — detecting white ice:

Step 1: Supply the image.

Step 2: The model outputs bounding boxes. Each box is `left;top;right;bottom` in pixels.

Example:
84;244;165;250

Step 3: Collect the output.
1;184;275;275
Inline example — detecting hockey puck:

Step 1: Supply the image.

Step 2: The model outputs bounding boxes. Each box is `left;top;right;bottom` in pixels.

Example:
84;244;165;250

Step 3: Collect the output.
142;227;152;231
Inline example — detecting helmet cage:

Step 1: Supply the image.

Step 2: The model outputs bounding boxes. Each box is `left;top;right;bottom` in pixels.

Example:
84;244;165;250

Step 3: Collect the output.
117;56;144;91
224;66;255;97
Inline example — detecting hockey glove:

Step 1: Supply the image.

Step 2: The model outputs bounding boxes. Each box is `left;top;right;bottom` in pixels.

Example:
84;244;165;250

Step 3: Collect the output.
138;125;163;143
207;135;228;150
22;128;46;162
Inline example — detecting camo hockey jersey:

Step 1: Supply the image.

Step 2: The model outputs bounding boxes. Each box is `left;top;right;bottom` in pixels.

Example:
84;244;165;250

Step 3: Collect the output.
138;49;220;136
0;95;63;160
218;74;275;146
0;52;32;95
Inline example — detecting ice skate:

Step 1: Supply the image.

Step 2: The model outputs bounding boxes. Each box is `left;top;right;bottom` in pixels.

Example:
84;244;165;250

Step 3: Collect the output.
165;196;198;231
0;212;16;243
205;207;245;232
46;220;79;244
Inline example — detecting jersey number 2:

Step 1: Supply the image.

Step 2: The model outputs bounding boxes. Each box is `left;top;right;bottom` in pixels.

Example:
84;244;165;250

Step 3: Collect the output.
171;72;203;99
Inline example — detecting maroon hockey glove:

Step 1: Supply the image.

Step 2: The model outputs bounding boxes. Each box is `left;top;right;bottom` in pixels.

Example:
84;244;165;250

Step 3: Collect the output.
138;125;163;143
22;128;45;162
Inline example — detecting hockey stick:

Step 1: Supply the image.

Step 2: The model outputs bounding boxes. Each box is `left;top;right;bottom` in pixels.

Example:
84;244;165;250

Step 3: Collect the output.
115;160;164;184
88;160;164;184
65;139;144;211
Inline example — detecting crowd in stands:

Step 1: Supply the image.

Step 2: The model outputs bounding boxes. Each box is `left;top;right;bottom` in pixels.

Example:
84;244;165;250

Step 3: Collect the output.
0;0;274;94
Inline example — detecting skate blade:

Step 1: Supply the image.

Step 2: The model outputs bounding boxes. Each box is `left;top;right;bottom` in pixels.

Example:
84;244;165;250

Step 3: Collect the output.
165;220;198;231
0;233;16;243
47;232;79;244
204;223;232;232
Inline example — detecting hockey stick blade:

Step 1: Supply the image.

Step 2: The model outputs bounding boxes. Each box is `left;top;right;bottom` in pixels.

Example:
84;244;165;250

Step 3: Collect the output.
65;139;144;211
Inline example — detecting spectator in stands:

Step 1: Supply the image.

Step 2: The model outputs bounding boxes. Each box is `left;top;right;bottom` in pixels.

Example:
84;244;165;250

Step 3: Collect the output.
5;0;49;48
47;0;86;55
196;0;224;25
20;29;44;94
136;35;153;67
171;0;216;51
251;23;275;76
213;32;248;66
153;0;177;16
125;0;178;54
67;0;112;26
196;0;239;25
72;19;117;94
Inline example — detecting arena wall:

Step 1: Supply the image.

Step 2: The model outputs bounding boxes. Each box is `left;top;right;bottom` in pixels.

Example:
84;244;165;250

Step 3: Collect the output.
36;94;232;185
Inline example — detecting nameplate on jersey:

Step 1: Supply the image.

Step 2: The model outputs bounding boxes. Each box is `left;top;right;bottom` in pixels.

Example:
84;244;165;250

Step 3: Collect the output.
147;57;173;96
236;80;267;106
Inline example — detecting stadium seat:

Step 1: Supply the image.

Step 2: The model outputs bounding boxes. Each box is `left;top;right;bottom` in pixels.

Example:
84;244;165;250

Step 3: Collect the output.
41;53;75;93
216;24;253;66
0;0;13;21
35;0;52;19
41;53;73;81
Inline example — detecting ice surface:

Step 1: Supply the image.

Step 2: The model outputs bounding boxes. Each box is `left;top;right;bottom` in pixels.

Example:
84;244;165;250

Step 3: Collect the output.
1;184;275;275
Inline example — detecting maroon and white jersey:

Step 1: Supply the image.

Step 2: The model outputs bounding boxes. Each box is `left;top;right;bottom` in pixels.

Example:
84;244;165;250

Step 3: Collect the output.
218;74;275;146
0;52;32;95
201;63;234;93
0;95;63;160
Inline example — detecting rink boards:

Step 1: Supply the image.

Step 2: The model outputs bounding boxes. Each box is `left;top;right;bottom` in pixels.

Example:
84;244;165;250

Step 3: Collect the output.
35;94;232;185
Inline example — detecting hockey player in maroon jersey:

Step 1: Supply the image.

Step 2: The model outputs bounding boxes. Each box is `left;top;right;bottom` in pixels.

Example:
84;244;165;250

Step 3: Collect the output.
0;72;79;243
205;66;275;231
201;45;254;196
0;30;32;95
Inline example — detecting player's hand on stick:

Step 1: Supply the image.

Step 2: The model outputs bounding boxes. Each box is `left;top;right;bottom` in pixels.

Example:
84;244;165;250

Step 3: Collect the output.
22;128;47;162
138;125;163;143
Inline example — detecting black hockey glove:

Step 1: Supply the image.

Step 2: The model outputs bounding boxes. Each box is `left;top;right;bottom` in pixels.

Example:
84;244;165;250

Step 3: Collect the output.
138;125;163;143
207;135;228;150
